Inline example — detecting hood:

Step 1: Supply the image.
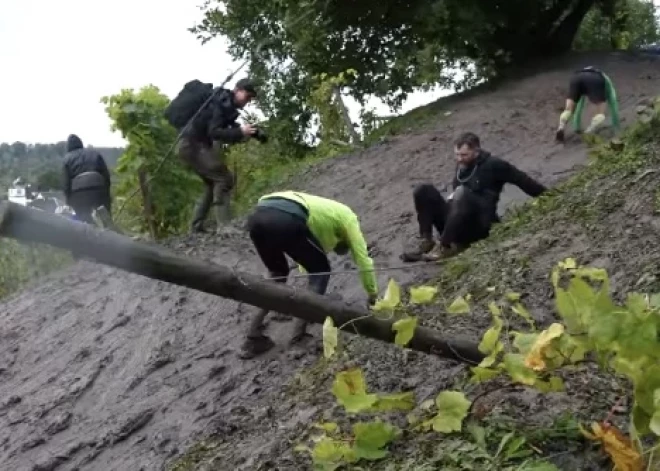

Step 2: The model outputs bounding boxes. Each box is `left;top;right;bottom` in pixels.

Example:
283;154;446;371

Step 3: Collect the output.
66;134;83;152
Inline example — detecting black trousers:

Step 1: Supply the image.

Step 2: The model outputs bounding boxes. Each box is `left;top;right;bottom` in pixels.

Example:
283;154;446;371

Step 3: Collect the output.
568;71;606;104
413;184;494;247
69;187;111;225
246;206;331;295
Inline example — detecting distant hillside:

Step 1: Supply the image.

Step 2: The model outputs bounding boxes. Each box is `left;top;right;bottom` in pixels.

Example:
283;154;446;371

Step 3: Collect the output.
0;141;124;191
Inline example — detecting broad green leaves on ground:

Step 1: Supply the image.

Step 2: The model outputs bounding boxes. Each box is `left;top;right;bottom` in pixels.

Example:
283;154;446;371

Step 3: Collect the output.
418;391;472;433
306;258;660;470
331;368;415;414
301;420;401;470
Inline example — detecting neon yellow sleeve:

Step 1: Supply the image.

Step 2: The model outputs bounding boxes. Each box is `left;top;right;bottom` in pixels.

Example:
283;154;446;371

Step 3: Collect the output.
343;215;378;296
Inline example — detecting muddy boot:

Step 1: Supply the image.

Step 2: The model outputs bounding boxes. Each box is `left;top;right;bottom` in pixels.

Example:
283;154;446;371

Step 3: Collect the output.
238;308;275;358
213;199;232;232
239;334;275;359
191;190;213;233
289;319;312;346
422;243;463;261
400;237;435;262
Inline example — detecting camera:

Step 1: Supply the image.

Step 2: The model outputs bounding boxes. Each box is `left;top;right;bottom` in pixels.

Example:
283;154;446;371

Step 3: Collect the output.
252;128;268;143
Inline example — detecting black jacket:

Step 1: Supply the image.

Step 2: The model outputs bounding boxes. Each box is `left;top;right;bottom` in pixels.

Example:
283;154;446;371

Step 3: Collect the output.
451;150;546;219
186;88;244;146
62;134;111;200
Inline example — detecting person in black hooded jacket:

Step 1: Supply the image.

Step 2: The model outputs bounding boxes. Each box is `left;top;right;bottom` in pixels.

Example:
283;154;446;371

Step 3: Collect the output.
404;132;547;261
62;134;112;225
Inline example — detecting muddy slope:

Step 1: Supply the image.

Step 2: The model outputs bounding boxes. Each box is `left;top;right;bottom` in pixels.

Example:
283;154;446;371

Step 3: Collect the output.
1;52;659;471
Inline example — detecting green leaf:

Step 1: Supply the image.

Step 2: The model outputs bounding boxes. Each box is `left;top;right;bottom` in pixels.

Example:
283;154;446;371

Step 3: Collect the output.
505;291;521;302
469;366;502;383
409;285;438;304
488;301;502;316
322;316;338;358
331;368;378;413
392;316;417;346
352;421;400;461
511;302;535;328
431;391;472;433
372;278;401;313
372;392;416;412
479;315;503;354
312;437;351;470
447;296;470;315
503;353;538;386
313;422;340;434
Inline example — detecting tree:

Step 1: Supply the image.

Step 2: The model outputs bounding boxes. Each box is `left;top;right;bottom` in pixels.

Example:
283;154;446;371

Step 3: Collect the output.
193;1;599;114
35;168;62;191
573;0;660;50
101;86;201;238
192;0;658;142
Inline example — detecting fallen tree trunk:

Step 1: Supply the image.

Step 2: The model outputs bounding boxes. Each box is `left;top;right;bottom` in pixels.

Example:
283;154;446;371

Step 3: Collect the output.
0;202;485;364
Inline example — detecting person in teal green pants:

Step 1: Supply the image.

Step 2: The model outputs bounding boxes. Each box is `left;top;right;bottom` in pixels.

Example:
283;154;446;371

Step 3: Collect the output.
555;66;620;142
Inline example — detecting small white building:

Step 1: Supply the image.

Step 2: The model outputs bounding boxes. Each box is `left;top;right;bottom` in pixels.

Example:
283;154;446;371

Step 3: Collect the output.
7;178;71;215
7;178;32;206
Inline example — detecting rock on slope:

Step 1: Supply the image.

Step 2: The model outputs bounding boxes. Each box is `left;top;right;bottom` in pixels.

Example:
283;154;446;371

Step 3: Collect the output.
1;52;660;471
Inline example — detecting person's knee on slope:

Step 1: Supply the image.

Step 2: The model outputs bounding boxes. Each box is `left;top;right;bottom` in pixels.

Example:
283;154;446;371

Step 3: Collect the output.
406;132;547;261
556;67;619;142
240;192;379;358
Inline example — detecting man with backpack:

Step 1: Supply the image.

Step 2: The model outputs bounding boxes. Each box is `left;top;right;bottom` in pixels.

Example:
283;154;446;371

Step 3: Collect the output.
165;78;266;233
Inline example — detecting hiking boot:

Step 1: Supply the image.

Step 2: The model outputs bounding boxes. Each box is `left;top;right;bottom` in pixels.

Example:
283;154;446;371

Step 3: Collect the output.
289;319;313;346
419;238;435;254
400;238;435;262
239;334;275;359
422;243;463;261
214;200;232;228
190;222;207;234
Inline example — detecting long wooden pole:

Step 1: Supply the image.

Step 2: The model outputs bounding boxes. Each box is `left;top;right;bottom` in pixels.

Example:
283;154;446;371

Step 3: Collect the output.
0;202;485;364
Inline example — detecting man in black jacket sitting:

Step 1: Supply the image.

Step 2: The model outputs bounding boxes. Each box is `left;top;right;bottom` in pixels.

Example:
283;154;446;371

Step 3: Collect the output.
62;134;113;226
405;132;547;261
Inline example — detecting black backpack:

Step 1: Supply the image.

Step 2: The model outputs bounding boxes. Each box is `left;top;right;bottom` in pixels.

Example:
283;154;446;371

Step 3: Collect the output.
164;80;214;130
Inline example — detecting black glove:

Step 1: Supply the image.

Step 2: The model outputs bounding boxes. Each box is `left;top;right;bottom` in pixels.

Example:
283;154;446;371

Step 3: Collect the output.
367;294;378;310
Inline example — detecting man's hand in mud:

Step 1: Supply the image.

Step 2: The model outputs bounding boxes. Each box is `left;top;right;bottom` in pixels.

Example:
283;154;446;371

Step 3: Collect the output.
367;294;378;310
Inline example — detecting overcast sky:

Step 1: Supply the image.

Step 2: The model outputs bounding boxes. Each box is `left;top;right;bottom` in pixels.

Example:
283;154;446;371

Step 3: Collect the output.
0;0;449;147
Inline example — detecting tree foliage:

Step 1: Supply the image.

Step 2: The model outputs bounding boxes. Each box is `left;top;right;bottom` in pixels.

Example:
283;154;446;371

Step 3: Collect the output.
191;0;659;142
574;0;660;50
101;86;201;238
192;0;595;115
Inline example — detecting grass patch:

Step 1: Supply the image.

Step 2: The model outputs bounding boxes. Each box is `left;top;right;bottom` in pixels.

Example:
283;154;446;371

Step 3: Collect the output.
0;239;71;300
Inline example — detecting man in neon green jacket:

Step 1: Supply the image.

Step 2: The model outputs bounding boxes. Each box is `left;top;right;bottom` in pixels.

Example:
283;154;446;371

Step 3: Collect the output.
240;190;379;358
555;66;620;142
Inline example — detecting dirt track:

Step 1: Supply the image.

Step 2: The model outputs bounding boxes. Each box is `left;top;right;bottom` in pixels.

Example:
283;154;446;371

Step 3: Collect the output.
2;52;660;471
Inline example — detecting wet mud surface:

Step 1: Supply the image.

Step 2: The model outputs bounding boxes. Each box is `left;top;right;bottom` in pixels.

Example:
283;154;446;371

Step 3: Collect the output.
2;52;660;470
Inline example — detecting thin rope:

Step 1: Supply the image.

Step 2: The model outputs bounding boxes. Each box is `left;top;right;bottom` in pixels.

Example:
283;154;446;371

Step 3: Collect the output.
267;260;436;280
